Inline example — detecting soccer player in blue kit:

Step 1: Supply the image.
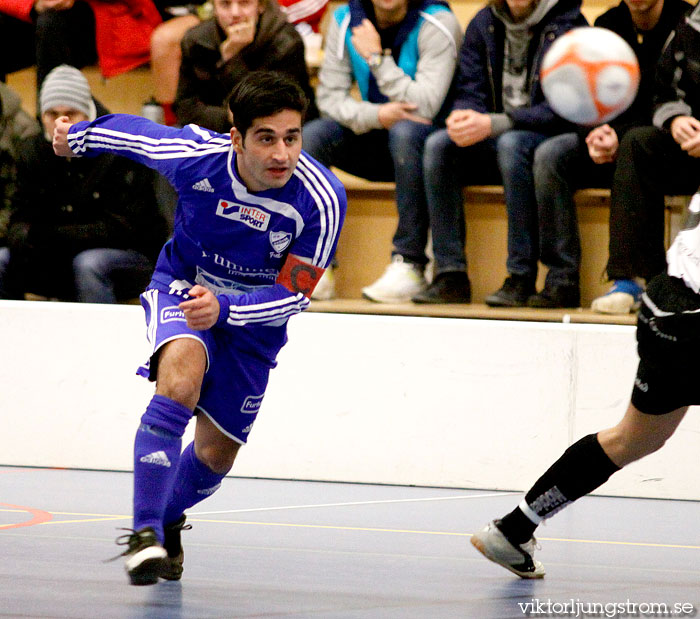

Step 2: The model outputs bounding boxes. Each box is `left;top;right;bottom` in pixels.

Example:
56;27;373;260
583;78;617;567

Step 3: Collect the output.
53;71;347;586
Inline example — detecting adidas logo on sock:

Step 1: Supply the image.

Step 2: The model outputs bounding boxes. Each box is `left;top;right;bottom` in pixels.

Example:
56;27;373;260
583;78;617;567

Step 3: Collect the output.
140;451;172;467
192;178;214;192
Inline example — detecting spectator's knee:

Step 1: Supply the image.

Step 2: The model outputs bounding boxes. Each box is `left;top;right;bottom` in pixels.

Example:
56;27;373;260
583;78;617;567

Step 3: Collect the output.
72;249;99;276
423;129;452;174
151;21;181;56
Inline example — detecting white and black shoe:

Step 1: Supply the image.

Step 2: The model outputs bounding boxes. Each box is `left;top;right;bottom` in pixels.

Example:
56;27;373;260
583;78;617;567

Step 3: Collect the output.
114;527;167;586
471;520;545;579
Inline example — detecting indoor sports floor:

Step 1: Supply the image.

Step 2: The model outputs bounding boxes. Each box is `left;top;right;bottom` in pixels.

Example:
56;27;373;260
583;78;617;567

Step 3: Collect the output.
1;466;698;618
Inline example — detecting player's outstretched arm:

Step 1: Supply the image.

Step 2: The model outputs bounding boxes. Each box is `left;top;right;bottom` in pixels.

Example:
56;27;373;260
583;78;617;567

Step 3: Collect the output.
53;116;77;158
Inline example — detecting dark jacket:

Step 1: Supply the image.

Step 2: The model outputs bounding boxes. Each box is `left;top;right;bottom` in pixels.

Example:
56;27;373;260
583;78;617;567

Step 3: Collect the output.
6;132;167;297
653;2;700;130
174;2;318;133
0;82;39;243
450;0;586;133
595;0;691;137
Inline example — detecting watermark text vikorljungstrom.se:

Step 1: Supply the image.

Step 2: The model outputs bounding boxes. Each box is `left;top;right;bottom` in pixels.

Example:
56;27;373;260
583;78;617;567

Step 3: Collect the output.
518;598;698;618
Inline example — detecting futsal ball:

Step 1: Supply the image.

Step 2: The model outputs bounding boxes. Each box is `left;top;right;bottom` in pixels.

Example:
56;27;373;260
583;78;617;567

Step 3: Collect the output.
540;27;640;126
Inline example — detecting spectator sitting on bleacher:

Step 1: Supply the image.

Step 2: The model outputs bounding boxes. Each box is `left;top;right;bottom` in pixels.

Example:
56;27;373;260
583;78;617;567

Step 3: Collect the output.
414;0;586;306
0;0;162;93
173;0;318;134
148;0;327;126
531;0;691;310
0;81;40;246
588;1;700;314
303;0;462;303
0;65;167;303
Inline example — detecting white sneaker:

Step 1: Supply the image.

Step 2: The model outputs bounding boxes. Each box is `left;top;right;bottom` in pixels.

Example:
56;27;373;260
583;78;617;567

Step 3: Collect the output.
311;268;336;301
471;520;545;579
591;279;644;314
362;255;426;303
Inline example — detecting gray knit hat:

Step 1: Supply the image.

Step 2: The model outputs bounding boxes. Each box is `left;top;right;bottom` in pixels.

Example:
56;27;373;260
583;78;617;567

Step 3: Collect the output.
39;65;96;120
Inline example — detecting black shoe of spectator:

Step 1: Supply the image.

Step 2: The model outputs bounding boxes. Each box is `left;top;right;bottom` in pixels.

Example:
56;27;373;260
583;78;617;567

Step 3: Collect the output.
485;275;535;307
412;271;471;304
527;284;580;309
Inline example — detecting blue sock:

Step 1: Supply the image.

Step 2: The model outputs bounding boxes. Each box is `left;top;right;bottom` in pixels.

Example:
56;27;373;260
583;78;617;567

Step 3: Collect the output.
163;441;226;526
133;395;192;541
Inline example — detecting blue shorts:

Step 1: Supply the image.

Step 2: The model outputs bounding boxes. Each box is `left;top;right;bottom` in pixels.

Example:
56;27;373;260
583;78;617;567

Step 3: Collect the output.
137;288;276;444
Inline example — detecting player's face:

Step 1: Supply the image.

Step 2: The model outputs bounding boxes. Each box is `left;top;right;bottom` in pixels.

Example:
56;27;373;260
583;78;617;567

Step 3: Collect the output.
505;0;537;21
213;0;261;29
231;109;303;192
41;106;89;137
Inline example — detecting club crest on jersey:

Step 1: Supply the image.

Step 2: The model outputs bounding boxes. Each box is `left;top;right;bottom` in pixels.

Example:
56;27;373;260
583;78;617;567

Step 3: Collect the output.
269;230;292;253
216;199;270;231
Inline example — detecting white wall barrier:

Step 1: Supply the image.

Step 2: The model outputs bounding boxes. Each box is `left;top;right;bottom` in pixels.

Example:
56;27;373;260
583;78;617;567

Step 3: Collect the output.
1;300;698;500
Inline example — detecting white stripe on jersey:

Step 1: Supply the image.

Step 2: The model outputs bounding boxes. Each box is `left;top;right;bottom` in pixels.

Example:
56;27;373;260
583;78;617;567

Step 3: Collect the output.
70;126;230;150
282;0;327;22
69;127;230;159
144;289;158;349
226;293;309;326
295;154;341;266
225;149;306;236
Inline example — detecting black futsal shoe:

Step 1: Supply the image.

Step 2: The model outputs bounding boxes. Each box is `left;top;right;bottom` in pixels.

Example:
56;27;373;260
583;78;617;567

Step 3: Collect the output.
161;515;192;581
114;527;167;586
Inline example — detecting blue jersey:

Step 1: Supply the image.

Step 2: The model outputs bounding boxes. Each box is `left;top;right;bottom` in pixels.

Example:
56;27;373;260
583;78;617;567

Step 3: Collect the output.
67;114;347;356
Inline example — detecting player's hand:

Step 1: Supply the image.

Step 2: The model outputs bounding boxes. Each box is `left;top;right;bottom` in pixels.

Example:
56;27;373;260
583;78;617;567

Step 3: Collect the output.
53;116;76;157
377;102;431;129
219;18;256;62
179;285;220;330
585;124;618;164
351;19;382;60
446;109;491;147
34;0;74;12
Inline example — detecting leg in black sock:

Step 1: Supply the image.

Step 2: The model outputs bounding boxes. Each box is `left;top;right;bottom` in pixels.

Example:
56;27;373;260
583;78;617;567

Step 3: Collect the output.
498;434;620;544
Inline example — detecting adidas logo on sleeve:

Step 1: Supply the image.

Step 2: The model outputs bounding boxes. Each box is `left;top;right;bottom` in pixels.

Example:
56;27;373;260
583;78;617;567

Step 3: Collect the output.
192;178;215;192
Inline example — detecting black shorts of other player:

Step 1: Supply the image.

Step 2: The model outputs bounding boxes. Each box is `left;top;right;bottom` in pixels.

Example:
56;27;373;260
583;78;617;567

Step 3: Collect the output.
632;272;700;415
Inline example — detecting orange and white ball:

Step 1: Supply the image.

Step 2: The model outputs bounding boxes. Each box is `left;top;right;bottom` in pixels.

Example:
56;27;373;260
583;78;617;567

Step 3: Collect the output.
541;27;640;126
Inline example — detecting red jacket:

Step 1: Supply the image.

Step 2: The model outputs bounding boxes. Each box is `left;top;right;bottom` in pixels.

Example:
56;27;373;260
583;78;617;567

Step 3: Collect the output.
0;0;162;77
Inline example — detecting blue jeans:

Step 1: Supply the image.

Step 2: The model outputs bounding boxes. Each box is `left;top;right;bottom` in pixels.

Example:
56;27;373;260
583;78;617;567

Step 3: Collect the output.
73;248;153;303
533;133;583;287
423;129;501;273
303;118;436;266
534;133;618;286
496;130;554;281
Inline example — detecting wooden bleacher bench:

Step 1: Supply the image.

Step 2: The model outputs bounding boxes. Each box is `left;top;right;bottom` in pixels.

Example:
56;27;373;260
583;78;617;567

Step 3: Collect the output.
5;0;691;321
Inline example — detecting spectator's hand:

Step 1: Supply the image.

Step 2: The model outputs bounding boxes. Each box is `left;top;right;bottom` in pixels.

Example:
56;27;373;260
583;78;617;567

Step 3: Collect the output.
672;116;700;158
219;18;256;62
670;115;700;144
377;102;430;129
446;109;491;147
52;116;76;157
179;285;220;330
585;124;619;164
351;19;382;60
34;0;75;12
